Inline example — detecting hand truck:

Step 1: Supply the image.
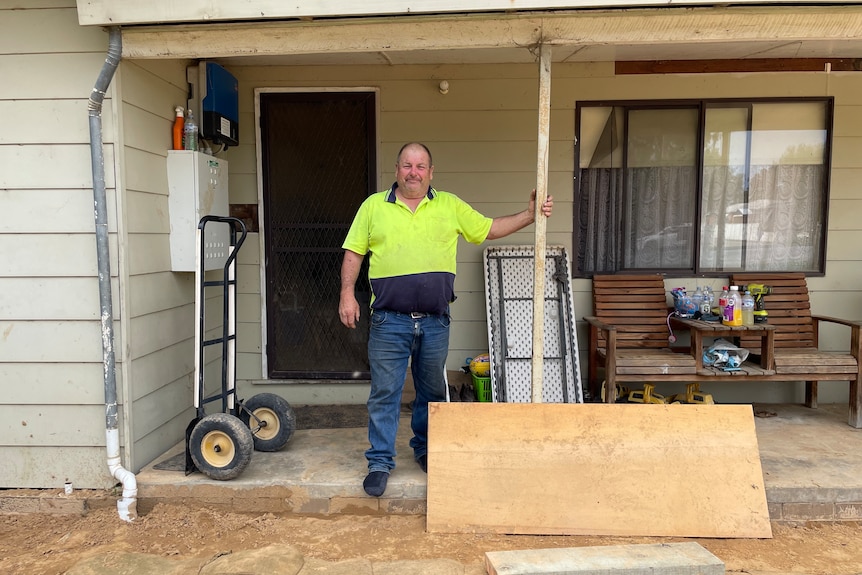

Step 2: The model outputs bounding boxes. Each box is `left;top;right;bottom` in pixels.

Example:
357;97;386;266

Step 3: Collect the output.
185;215;296;480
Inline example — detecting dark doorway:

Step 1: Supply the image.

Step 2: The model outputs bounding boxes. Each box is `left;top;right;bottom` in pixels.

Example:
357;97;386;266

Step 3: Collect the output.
260;91;375;379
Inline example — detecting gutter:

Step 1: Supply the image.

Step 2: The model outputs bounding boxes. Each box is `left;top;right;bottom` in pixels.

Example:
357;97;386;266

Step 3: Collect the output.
87;26;138;523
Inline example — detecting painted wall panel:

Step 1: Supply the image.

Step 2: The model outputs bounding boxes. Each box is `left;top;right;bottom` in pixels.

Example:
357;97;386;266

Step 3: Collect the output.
129;340;194;401
833;105;862;138
0;277;121;320
130;373;192;438
830;169;862;201
832;137;862;169
0;144;115;189
0;446;116;489
120;60;189;123
131;414;191;475
236;321;261;354
2;404;107;445
0;1;76;8
125;233;172;275
228;173;259;203
128;271;193;318
122;102;173;157
237;293;261;320
0;234;118;277
127;307;193;361
125;190;170;234
0;100;110;144
828;202;862;233
0;321;117;363
123;147;170;195
237;237;260;265
0;363;111;404
0;53;111;99
0;189;117;233
0;6;104;54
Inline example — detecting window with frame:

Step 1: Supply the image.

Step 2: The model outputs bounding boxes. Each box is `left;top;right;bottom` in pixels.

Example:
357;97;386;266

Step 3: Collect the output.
575;98;831;276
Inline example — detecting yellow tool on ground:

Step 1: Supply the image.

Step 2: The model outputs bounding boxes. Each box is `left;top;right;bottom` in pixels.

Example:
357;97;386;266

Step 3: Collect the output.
668;382;715;404
600;381;630;402
626;383;667;404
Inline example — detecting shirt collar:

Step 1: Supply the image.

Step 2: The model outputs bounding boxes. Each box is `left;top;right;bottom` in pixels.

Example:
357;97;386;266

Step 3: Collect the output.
386;182;436;203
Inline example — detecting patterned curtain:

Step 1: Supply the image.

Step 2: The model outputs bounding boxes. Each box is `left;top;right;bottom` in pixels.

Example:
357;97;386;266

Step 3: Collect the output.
579;164;821;274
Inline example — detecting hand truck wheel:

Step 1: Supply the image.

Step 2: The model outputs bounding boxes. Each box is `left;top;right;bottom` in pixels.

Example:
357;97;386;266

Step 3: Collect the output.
240;392;296;452
188;412;254;480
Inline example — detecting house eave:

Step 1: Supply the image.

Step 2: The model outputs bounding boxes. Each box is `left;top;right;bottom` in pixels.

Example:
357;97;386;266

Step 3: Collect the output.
117;6;862;65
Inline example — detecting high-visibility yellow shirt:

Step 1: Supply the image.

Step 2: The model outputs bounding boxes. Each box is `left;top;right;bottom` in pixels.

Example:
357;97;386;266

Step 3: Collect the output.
342;183;492;315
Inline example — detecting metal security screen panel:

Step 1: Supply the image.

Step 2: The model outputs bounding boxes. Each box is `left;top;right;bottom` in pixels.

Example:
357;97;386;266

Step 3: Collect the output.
483;245;583;403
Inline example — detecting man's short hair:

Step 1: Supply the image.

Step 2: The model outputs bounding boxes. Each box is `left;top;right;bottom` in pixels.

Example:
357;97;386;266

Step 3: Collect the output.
396;142;433;166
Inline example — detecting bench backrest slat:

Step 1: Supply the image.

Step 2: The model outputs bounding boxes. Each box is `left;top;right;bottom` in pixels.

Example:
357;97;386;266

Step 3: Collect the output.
591;274;671;349
730;272;816;350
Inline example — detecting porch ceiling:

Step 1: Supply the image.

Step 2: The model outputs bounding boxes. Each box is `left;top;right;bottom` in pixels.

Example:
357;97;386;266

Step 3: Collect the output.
120;6;862;66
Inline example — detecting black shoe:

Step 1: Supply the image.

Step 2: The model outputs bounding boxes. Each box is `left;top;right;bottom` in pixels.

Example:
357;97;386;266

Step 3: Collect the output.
363;471;389;497
416;454;427;473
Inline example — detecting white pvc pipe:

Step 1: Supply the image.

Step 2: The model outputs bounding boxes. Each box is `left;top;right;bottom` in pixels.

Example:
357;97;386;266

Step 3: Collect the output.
106;428;138;522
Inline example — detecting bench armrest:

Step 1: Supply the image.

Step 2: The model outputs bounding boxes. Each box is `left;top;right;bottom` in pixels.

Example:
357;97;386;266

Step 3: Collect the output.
812;315;862;330
583;315;615;332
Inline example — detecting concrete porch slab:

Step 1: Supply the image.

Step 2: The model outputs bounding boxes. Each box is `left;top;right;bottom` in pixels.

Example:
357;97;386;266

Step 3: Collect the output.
131;403;862;522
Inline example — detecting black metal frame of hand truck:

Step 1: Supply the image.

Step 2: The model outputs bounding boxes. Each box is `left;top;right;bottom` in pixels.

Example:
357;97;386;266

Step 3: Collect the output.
184;215;247;474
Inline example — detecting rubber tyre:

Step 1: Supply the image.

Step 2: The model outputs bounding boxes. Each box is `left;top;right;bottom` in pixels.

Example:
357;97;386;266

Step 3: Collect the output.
189;413;254;481
240;393;296;452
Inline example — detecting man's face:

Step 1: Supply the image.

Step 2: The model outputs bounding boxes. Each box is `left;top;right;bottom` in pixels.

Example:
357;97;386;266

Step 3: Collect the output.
395;146;433;196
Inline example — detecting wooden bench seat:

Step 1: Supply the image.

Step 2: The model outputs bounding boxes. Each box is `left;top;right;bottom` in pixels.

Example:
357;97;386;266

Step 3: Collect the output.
731;273;862;422
585;274;693;398
585;273;862;428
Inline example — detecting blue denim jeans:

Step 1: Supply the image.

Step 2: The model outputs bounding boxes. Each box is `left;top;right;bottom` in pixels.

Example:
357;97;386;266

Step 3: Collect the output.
365;309;450;472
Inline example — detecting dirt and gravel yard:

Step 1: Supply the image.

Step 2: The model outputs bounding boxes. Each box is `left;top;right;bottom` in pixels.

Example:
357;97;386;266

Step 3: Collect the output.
1;500;862;575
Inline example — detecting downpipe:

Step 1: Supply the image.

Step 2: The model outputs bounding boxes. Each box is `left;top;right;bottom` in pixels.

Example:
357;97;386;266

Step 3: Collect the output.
88;26;137;522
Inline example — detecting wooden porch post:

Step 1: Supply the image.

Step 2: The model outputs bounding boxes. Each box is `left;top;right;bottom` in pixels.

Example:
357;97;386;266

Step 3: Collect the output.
531;42;551;403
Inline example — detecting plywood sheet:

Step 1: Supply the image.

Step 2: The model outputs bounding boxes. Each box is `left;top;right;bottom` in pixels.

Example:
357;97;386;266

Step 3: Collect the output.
427;403;772;538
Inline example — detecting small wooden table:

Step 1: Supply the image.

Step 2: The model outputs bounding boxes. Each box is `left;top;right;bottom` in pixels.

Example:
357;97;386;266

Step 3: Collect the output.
670;317;776;372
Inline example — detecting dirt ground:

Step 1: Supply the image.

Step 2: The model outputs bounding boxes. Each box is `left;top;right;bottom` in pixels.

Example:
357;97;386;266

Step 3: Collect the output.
2;500;862;575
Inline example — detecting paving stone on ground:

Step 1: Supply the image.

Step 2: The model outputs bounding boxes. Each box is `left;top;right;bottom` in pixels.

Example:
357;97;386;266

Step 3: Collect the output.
299;557;373;574
199;544;305;574
64;552;202;575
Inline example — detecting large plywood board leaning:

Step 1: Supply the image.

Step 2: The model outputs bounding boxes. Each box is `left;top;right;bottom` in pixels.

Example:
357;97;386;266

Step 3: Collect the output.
426;403;772;538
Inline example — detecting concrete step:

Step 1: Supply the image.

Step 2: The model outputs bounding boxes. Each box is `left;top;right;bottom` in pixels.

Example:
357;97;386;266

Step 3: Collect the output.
485;543;724;575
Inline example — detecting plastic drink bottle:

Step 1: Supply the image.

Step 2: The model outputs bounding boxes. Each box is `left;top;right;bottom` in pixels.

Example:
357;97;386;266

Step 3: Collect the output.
172;106;184;150
718;286;729;318
184;110;199;151
703;286;715;315
692;286;704;317
742;290;755;326
723;286;743;326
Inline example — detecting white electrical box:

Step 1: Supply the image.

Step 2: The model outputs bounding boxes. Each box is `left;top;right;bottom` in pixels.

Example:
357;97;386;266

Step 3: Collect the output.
167;151;230;272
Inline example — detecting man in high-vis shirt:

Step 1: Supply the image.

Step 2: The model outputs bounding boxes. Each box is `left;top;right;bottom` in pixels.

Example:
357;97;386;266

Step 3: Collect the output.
339;142;553;497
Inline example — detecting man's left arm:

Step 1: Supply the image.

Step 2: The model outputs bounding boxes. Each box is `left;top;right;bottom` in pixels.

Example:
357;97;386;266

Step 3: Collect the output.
486;190;553;240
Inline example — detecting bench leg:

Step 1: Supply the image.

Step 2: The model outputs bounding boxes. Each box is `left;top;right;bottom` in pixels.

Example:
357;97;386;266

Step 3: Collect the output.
804;380;818;409
850;375;862;428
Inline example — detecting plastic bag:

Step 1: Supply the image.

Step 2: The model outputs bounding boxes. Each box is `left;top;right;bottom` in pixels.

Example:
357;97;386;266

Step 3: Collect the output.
703;338;749;370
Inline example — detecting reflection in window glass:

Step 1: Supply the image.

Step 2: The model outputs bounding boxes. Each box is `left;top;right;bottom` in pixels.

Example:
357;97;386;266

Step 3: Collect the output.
576;99;829;275
624;108;698;270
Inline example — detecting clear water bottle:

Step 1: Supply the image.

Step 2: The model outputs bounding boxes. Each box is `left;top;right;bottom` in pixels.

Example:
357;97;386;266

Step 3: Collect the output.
703;286;715;316
742;290;755;326
183;110;199;151
692;286;704;317
718;286;729;319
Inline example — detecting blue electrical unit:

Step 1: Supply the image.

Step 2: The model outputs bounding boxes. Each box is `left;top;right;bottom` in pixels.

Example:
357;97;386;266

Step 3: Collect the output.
198;62;239;147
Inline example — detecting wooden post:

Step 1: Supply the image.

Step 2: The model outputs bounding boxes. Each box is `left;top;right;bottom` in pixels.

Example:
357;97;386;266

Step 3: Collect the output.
532;42;551;403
